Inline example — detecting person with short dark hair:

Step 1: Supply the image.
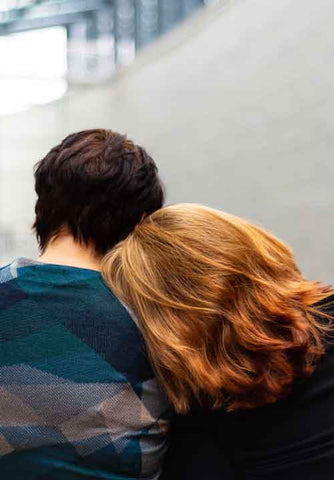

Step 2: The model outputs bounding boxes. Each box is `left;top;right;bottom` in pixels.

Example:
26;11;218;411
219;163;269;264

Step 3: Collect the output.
0;129;169;479
34;128;164;256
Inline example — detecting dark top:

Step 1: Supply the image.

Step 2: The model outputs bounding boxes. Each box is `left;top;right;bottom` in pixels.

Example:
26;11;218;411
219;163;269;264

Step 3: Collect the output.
0;258;169;480
162;296;334;480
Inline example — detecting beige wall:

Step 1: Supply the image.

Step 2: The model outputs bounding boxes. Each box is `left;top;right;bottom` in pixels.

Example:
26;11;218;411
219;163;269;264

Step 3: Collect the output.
1;0;334;282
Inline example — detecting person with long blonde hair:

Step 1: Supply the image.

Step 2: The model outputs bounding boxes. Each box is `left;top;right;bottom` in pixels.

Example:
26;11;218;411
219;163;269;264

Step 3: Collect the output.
102;204;334;479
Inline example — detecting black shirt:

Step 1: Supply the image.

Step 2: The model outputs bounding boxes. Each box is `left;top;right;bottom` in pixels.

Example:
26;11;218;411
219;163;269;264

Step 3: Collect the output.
162;296;334;479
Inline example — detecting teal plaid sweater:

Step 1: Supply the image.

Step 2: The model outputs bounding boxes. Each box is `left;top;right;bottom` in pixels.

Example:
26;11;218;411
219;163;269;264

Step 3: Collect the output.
0;258;169;480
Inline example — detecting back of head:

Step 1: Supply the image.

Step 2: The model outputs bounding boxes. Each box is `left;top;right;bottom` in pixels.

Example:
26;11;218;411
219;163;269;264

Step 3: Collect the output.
102;204;333;413
33;129;164;255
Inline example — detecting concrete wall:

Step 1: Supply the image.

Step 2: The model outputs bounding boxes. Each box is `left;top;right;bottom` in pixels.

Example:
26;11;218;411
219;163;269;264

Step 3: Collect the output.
1;0;334;282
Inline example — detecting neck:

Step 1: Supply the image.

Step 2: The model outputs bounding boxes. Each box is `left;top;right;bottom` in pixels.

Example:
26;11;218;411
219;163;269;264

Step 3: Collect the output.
38;234;102;272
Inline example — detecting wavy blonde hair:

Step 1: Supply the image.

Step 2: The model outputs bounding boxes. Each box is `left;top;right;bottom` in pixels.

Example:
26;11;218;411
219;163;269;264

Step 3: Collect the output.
102;204;333;413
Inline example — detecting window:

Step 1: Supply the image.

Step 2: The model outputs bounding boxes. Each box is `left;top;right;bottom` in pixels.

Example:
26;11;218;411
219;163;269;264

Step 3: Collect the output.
0;26;67;116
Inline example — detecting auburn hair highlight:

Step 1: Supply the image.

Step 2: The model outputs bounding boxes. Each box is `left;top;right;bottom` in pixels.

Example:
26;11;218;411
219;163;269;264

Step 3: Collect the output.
102;204;333;413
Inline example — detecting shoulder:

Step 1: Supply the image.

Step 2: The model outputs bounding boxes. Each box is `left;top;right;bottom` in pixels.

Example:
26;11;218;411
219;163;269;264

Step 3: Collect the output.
0;262;16;284
0;261;29;313
314;293;334;317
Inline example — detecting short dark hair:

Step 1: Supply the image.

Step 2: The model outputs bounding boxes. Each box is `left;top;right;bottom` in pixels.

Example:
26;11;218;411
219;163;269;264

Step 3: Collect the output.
33;129;164;255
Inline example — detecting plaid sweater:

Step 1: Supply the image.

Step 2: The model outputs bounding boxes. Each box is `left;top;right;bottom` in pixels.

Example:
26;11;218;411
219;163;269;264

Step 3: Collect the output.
0;258;169;480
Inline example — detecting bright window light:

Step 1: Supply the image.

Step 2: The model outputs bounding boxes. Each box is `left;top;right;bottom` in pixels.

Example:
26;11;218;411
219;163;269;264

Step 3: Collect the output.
0;26;67;116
